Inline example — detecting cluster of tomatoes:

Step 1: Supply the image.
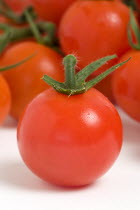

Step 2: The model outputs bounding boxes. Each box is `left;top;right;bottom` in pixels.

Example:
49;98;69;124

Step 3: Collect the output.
0;0;140;187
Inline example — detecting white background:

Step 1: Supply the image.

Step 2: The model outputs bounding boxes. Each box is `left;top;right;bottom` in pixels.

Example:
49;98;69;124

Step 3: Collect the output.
1;108;140;210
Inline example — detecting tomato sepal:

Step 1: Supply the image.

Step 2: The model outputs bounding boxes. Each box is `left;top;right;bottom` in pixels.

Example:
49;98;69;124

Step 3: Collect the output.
42;54;130;96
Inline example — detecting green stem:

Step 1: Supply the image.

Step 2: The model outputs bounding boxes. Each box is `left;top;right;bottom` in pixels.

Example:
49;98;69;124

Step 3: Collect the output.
0;21;57;53
38;22;57;46
24;10;57;46
63;55;77;89
0;54;35;72
0;32;11;53
24;9;43;44
0;23;33;53
128;8;140;50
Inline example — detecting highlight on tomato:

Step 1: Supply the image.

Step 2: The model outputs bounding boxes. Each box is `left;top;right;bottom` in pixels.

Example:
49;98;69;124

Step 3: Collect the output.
0;41;64;120
112;9;140;121
17;54;129;187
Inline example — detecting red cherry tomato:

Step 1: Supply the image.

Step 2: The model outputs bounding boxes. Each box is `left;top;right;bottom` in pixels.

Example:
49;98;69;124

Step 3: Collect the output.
17;87;122;187
31;0;76;24
59;0;130;101
0;75;11;125
112;50;140;121
4;0;32;13
1;41;64;120
59;1;130;70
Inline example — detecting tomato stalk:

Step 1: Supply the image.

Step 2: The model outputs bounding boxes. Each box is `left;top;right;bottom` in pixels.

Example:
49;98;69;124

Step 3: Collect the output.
24;9;57;46
0;0;36;24
128;8;140;50
0;0;61;54
64;56;77;89
43;54;130;96
0;20;57;53
0;54;34;72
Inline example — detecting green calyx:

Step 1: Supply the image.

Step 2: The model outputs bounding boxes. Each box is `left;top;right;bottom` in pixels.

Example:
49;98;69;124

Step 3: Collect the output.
42;54;130;96
128;8;140;50
0;0;36;24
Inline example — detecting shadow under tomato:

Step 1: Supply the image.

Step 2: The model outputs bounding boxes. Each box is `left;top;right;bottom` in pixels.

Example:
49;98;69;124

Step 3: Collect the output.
2;116;17;129
118;107;140;161
0;160;98;193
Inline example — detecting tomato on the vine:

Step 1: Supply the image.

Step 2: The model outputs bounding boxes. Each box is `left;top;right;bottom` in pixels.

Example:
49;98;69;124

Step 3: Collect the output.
17;54;126;187
1;41;64;120
59;1;130;70
112;50;140;121
59;1;130;100
31;0;77;24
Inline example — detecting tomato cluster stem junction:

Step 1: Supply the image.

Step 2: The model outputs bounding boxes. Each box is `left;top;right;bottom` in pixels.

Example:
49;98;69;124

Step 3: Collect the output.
0;20;57;53
0;1;59;54
42;54;130;96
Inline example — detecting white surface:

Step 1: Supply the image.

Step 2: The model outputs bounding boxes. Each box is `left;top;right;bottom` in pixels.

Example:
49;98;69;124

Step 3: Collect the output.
1;108;140;210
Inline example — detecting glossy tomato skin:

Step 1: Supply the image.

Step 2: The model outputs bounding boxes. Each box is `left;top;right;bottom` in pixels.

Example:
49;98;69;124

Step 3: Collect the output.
0;75;11;125
31;0;76;24
112;50;140;121
59;1;130;71
59;1;130;102
18;88;122;187
1;41;63;120
5;0;32;13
